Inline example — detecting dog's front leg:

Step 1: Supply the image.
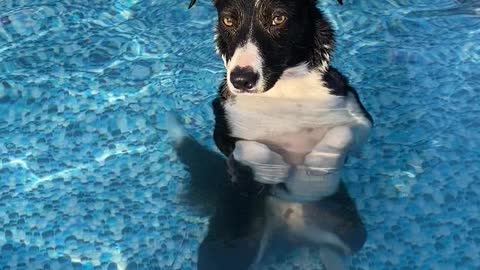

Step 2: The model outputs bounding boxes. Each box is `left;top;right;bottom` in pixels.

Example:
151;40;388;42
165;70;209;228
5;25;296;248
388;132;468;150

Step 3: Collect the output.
272;125;355;201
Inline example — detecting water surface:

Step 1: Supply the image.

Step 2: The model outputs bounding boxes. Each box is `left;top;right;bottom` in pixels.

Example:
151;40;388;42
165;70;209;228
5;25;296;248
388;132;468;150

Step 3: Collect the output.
0;0;479;269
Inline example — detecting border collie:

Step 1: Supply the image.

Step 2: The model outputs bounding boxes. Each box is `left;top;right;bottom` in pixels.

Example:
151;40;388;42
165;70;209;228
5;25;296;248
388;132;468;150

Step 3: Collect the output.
170;0;373;269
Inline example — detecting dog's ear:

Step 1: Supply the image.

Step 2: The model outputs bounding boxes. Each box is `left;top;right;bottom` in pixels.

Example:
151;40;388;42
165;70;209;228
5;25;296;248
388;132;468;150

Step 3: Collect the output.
311;0;343;5
188;0;219;9
189;0;341;9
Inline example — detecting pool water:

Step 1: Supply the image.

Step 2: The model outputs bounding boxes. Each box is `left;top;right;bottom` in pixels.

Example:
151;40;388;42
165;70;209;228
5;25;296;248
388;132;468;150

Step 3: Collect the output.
0;0;479;269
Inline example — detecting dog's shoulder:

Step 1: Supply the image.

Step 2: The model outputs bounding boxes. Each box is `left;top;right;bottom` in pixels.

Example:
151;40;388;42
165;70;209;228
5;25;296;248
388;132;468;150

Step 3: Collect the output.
323;67;349;96
324;67;374;124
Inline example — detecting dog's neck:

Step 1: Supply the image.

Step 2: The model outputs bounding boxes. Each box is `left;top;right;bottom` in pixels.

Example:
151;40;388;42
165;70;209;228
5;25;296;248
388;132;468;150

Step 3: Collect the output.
263;64;333;100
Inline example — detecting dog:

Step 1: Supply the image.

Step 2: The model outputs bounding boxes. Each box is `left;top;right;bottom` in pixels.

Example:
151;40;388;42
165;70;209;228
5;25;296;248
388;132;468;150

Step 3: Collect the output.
173;0;373;269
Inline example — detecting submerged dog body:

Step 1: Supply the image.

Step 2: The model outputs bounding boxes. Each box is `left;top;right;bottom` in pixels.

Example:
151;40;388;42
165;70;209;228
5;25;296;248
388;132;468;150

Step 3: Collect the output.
178;0;372;269
171;126;367;270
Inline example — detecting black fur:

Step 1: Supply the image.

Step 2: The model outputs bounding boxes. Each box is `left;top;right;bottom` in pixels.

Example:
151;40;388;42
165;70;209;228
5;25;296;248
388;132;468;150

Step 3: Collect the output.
189;0;344;9
323;67;374;122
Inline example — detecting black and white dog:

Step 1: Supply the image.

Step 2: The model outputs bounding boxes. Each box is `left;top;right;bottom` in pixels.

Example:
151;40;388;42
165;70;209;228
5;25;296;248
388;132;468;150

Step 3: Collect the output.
171;0;373;269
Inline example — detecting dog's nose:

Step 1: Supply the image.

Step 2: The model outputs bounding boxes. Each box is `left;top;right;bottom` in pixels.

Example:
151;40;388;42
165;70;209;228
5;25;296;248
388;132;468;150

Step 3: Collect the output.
230;67;259;91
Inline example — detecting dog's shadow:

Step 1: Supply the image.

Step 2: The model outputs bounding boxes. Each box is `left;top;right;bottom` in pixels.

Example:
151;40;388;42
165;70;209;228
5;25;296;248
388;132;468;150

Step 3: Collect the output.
173;131;367;270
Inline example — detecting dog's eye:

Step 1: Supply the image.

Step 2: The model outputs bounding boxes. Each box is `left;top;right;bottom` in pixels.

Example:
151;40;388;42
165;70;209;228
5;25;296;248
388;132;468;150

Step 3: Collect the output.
272;15;287;26
222;16;235;27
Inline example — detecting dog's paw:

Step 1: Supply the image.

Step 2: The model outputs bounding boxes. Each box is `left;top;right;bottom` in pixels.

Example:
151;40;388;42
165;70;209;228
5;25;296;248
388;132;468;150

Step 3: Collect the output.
304;126;353;169
232;141;290;184
272;169;341;202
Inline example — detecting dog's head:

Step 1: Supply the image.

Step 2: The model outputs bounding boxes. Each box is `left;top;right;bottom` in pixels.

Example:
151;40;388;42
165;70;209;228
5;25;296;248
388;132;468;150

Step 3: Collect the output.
189;0;341;94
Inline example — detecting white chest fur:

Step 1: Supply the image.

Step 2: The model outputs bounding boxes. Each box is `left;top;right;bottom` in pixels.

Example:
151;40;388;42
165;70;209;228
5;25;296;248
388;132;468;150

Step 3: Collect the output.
225;94;349;137
224;69;364;139
224;88;369;150
225;76;373;166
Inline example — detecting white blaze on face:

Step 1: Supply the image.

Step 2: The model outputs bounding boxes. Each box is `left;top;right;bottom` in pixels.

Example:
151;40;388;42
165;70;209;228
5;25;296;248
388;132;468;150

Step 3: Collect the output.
226;41;264;93
221;54;227;67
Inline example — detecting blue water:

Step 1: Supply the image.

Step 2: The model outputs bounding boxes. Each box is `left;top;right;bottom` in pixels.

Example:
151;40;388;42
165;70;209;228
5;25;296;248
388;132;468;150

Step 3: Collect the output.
0;0;479;269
